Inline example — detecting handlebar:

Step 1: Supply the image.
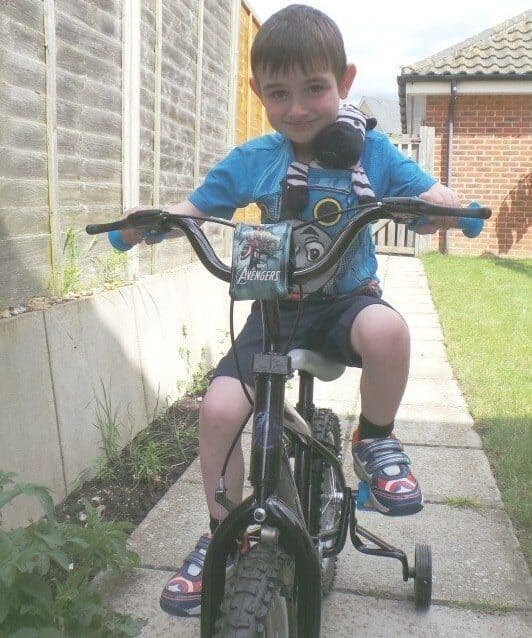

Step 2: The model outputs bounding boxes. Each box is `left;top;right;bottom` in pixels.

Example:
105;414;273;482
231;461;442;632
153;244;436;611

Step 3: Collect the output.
86;198;491;286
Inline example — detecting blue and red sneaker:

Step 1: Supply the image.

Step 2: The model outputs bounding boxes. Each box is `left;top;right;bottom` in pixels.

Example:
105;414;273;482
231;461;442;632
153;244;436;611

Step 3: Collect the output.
352;430;423;516
160;532;244;617
160;533;211;617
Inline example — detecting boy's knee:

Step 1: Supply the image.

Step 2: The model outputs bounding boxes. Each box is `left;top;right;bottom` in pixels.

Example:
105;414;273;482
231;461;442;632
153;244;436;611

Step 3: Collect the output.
199;377;252;431
351;305;409;358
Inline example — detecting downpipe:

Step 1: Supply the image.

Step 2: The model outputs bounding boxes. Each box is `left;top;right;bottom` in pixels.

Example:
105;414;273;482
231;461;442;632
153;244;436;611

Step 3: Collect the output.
442;79;457;254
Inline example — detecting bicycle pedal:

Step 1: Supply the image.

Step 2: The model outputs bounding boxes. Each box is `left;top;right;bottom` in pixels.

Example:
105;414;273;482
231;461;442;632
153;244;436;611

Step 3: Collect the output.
355;481;376;511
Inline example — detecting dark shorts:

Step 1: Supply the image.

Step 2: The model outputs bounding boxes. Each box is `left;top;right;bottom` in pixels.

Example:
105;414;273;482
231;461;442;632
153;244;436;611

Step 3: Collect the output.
212;292;396;388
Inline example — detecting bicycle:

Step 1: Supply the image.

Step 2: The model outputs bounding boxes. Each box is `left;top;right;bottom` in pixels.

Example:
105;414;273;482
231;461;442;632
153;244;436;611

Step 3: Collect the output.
87;197;491;637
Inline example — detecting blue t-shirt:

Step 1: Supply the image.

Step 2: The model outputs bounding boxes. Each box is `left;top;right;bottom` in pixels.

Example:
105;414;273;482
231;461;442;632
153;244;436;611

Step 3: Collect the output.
189;130;436;297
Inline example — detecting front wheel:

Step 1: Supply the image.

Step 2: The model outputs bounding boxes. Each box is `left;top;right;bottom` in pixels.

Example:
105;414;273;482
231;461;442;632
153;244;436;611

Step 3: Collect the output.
214;542;295;637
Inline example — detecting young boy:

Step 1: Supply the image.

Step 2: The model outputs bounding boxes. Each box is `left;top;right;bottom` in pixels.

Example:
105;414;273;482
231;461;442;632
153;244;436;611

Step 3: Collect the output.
119;4;460;617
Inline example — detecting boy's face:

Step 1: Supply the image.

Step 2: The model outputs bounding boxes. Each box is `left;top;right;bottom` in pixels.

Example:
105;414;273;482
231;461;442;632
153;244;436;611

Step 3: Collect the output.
250;64;356;158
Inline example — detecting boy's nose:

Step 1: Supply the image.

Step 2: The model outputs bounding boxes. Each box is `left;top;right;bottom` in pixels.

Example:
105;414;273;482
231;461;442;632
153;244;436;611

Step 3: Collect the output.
287;98;310;118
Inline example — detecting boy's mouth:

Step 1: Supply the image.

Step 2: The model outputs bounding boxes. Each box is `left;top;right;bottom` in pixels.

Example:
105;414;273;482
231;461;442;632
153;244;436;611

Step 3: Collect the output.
286;120;318;129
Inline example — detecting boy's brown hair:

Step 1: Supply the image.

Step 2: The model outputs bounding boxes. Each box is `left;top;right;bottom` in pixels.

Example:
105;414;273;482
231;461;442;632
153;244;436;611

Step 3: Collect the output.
250;4;347;83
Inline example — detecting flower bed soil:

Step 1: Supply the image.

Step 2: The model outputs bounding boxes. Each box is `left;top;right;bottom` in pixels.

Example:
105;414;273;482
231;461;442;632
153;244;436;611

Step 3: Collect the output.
54;395;201;528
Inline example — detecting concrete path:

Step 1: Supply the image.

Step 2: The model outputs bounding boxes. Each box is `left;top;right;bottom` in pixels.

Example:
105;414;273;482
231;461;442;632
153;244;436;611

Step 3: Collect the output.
98;255;531;637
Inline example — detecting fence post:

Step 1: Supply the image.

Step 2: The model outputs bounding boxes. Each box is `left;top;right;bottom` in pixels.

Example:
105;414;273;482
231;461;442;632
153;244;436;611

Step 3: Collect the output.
193;0;205;188
122;0;141;279
152;0;163;208
43;0;61;295
415;126;436;256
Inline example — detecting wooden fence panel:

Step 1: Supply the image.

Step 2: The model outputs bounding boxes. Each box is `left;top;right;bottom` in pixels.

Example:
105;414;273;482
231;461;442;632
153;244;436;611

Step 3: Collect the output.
233;2;271;222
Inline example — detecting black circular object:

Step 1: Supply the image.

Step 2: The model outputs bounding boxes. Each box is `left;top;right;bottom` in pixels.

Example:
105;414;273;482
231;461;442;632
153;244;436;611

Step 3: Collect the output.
414;544;432;609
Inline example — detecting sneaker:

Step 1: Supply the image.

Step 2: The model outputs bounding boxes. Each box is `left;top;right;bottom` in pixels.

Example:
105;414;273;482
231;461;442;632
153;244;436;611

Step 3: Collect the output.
352;430;423;516
160;533;240;617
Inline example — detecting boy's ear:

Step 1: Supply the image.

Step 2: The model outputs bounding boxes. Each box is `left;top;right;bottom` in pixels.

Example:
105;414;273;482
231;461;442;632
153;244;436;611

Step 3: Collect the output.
249;77;262;99
339;64;356;99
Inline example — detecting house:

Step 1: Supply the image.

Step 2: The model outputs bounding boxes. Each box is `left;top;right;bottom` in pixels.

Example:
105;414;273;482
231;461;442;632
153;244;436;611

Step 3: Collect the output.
357;97;402;136
397;10;531;256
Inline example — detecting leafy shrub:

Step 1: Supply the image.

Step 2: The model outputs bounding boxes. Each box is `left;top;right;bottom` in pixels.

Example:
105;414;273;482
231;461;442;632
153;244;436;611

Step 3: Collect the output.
0;472;144;637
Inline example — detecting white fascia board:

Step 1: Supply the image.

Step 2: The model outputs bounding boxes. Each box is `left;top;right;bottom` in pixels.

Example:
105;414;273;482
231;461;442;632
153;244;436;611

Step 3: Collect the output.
405;80;532;95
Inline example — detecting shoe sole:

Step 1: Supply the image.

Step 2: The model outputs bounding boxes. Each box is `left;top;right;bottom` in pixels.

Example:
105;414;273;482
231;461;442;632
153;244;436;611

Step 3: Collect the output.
160;595;201;617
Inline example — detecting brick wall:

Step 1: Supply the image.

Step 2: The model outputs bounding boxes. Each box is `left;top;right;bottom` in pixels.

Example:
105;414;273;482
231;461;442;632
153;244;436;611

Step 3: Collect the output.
424;94;531;257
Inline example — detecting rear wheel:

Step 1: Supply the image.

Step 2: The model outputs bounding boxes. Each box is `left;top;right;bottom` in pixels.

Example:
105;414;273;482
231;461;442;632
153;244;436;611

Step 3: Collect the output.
414;543;432;609
214;542;295;637
310;408;342;595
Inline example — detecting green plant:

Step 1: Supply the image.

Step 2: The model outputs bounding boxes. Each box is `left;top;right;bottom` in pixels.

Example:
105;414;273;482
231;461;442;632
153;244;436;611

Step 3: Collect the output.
94;248;130;288
94;379;125;478
128;433;170;489
186;347;212;396
60;229;83;296
443;496;482;510
0;472;144;636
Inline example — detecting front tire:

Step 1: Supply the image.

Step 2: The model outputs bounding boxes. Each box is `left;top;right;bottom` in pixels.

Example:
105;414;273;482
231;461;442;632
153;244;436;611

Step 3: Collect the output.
214;543;295;637
310;408;342;596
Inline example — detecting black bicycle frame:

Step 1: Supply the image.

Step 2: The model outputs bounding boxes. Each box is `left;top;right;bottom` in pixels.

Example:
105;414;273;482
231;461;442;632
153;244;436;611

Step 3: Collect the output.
201;298;351;638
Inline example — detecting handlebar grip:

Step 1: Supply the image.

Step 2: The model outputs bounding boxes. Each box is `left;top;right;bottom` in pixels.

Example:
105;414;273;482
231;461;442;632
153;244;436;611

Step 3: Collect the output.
86;221;125;234
457;202;484;238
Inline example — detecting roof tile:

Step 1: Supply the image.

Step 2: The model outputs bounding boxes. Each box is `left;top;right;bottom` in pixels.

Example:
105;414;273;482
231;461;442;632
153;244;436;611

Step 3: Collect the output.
402;10;531;77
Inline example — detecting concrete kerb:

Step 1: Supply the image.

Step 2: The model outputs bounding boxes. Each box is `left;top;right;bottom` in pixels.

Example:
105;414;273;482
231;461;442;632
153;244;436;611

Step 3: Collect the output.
98;255;531;634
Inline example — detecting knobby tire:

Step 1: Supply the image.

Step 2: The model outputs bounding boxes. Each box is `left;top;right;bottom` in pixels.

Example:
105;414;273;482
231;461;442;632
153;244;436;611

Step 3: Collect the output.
213;542;295;638
310;407;342;595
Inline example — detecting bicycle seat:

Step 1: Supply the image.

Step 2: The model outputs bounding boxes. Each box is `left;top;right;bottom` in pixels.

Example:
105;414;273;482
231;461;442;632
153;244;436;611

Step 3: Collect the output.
288;348;345;382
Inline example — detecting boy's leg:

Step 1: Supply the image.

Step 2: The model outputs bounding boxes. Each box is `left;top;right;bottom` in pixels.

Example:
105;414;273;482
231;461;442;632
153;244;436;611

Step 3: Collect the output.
160;376;251;617
199;376;253;523
349;303;409;426
347;303;422;515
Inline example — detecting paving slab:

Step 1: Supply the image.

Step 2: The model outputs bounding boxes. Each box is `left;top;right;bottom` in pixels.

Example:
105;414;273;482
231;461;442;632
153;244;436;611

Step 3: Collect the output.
410;339;449;360
98;568;198;637
342;446;502;506
335;503;531;607
100;571;531;638
129;480;210;570
401;377;468;410
383;290;435;305
399;313;442;329
391;405;480;448
408;357;455;380
392;303;439;317
321;592;531;638
408;325;445;342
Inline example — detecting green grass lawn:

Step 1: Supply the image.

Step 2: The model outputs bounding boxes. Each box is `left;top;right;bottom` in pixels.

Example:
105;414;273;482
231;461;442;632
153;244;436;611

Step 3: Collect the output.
421;253;532;566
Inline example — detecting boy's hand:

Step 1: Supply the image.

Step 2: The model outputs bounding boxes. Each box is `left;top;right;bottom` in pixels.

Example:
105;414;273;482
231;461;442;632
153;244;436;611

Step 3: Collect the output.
417;183;461;233
120;207;145;246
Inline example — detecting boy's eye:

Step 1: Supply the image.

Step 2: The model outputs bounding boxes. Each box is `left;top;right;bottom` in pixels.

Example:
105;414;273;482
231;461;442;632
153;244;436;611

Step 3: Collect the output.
309;85;324;94
269;90;287;100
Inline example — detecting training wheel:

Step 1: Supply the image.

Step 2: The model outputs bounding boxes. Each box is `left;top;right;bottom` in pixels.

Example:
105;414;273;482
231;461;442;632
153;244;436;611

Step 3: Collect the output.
414;544;432;609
